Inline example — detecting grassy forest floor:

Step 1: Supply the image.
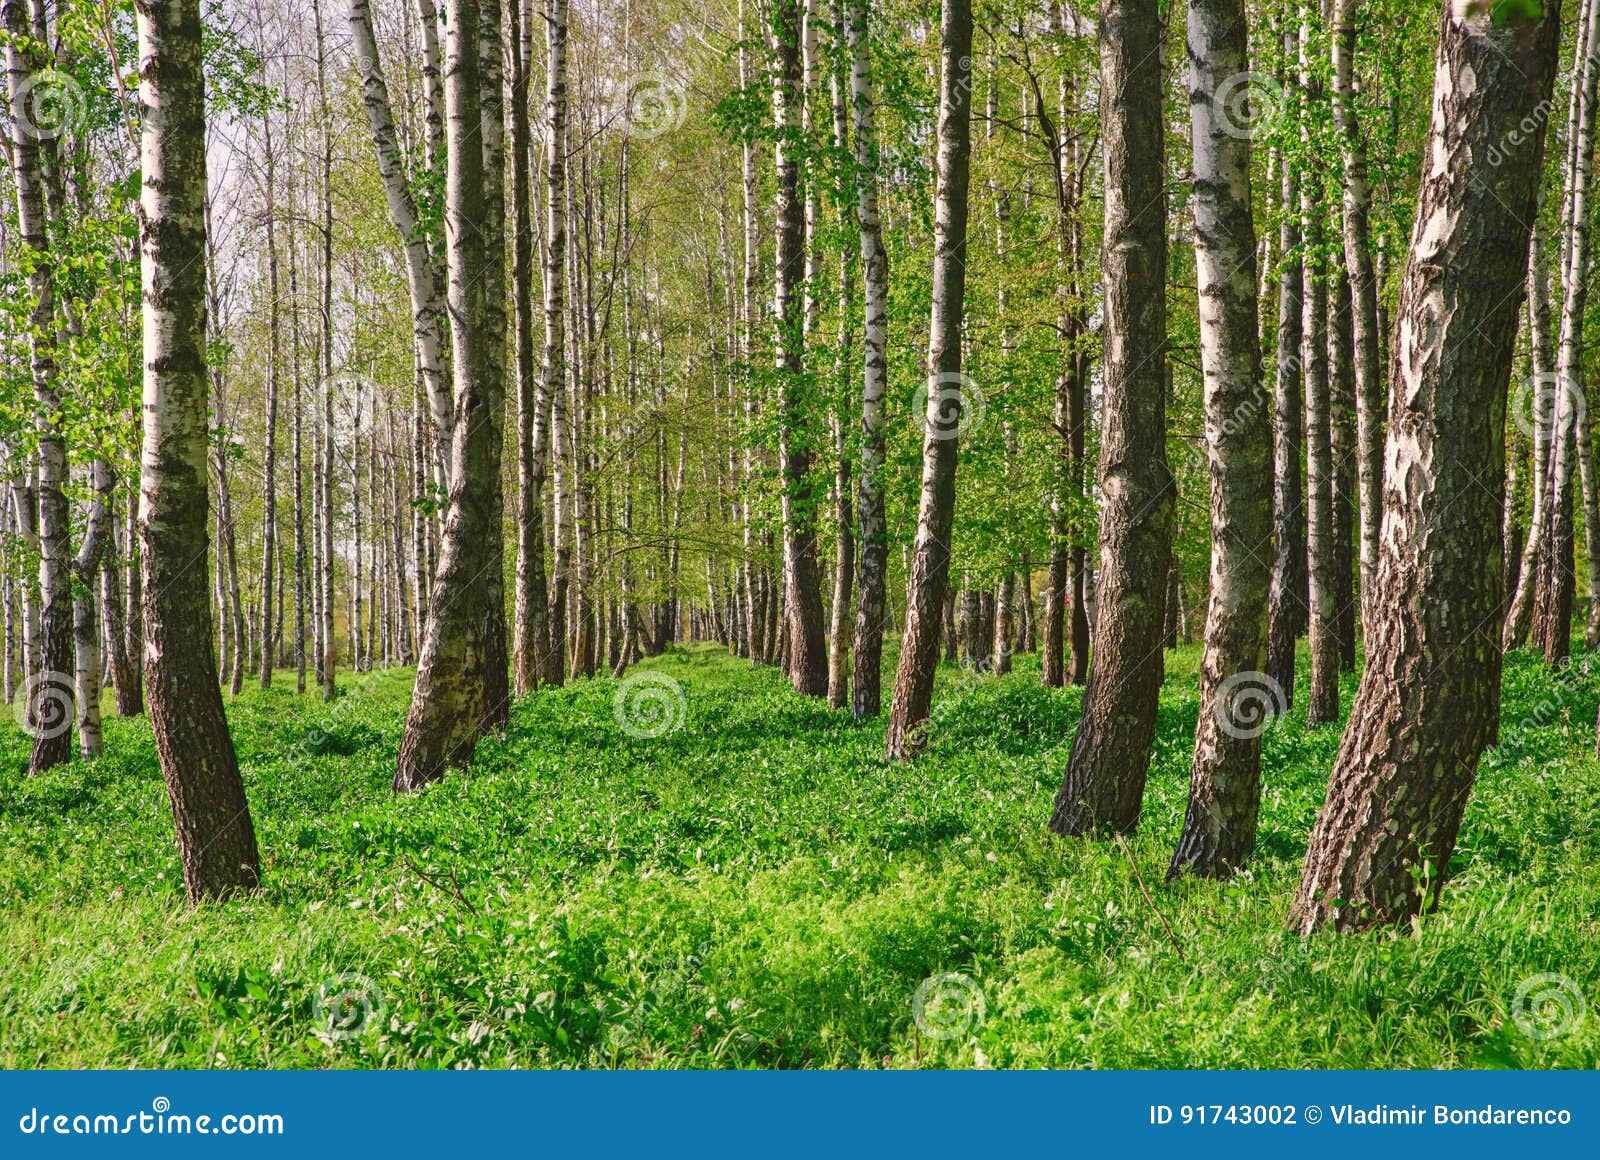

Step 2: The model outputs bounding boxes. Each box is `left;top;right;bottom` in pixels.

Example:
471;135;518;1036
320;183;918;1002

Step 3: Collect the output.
2;643;1597;1069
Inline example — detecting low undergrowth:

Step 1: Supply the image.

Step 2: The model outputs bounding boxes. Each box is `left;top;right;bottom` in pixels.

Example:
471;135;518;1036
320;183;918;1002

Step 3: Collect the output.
1;643;1595;1069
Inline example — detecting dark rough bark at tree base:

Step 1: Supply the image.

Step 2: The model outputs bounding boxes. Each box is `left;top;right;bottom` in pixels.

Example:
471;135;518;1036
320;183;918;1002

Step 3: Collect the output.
1049;0;1172;834
136;0;260;900
1290;0;1560;935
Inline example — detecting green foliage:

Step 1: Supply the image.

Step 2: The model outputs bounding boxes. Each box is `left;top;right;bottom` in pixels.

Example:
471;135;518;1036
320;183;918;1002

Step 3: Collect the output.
2;648;1596;1069
1492;0;1545;24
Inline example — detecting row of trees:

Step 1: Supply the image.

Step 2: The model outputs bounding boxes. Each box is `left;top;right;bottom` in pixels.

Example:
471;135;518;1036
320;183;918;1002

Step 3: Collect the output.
0;0;1588;931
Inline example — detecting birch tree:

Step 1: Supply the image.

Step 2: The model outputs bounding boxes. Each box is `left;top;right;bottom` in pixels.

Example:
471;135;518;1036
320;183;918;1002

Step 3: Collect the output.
882;0;974;757
5;0;73;774
773;0;829;697
1168;0;1271;879
1047;0;1173;830
395;0;500;790
847;0;889;719
1291;0;1560;934
135;0;261;900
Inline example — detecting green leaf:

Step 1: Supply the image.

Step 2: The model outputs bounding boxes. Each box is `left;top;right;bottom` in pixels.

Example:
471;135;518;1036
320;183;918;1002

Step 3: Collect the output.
1491;0;1544;24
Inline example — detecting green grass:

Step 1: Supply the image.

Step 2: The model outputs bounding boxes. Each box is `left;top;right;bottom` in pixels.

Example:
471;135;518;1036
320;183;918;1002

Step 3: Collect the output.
1;643;1596;1069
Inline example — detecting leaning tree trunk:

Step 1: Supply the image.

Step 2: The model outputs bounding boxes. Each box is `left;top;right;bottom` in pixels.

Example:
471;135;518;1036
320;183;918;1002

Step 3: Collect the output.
1047;0;1173;832
1503;220;1555;648
5;0;73;773
848;0;890;719
394;0;498;792
1290;0;1560;935
136;0;262;901
773;0;829;698
348;0;454;455
882;0;974;758
1167;0;1270;880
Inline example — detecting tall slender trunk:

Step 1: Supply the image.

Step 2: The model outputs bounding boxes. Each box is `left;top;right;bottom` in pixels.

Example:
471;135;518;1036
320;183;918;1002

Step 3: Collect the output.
6;0;72;772
257;20;281;691
847;0;888;718
774;0;829;697
883;0;974;757
1265;36;1304;703
1048;0;1173;831
533;0;567;688
1532;0;1597;663
349;0;454;458
73;461;113;758
477;0;510;727
825;0;855;711
1331;0;1383;633
1168;0;1270;879
136;0;261;901
206;224;247;699
1563;0;1600;650
512;0;549;695
1329;268;1358;669
395;0;498;791
1301;10;1339;725
288;157;307;694
313;0;337;701
1290;0;1560;934
1503;221;1555;648
102;485;141;716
